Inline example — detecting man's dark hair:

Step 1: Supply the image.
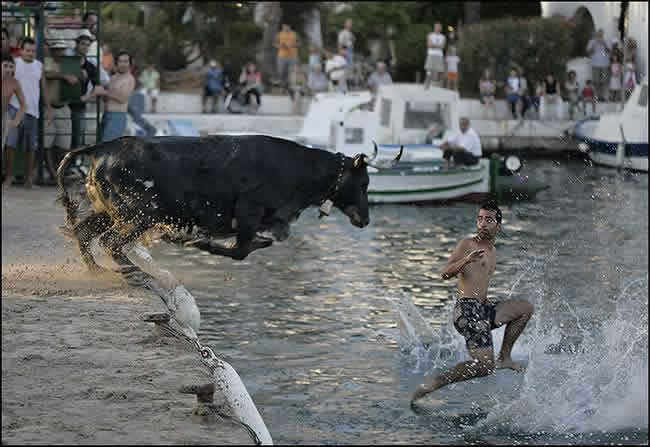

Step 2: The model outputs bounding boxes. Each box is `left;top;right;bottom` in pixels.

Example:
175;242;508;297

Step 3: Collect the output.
83;11;98;23
21;37;35;49
116;50;132;65
2;51;15;64
480;199;502;224
76;34;92;45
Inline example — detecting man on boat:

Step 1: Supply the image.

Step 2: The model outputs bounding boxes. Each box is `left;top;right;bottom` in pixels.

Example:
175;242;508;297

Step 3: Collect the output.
440;117;482;169
410;200;534;405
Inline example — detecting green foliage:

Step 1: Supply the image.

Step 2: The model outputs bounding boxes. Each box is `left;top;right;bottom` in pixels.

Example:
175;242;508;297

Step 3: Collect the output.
393;23;430;82
457;17;573;98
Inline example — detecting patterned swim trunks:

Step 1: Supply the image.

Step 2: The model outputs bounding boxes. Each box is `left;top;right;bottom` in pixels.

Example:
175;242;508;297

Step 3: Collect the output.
453;298;499;350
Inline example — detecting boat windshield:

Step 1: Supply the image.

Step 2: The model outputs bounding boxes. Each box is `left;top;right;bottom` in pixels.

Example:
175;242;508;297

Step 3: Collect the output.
403;101;451;130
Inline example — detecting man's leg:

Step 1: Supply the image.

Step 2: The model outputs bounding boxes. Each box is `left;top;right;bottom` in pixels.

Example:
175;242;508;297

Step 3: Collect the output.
411;346;495;403
3;146;15;188
493;299;534;371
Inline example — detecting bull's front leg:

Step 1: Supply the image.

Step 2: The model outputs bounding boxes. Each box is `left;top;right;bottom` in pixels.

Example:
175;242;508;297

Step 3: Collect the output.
189;201;271;260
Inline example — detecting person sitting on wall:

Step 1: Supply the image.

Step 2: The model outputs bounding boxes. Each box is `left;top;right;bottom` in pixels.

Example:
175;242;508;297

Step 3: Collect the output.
439;117;482;169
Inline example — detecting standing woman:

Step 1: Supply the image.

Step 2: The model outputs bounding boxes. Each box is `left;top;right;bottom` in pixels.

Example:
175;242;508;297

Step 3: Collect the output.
479;69;496;119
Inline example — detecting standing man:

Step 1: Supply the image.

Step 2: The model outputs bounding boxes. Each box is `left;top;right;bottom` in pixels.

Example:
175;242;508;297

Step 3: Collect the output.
367;61;393;95
425;22;446;89
338;19;355;64
69;34;98;150
2;53;26;163
325;47;348;93
83;50;135;142
586;29;611;101
43;41;80;183
274;24;299;95
138;63;160;113
4;38;53;188
411;200;535;405
440;117;482;169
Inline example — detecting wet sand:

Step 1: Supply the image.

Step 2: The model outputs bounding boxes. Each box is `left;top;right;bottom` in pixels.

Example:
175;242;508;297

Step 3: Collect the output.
2;186;253;444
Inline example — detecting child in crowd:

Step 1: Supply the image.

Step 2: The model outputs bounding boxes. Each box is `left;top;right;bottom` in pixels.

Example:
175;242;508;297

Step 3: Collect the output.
478;68;496;119
445;46;460;91
565;70;583;120
622;56;637;101
582;80;596;115
609;54;622;102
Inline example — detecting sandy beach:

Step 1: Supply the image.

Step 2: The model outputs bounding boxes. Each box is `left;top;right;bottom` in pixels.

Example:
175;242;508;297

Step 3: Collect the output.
2;186;253;444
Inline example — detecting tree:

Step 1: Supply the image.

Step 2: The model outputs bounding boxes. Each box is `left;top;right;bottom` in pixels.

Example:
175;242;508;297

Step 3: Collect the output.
464;2;480;25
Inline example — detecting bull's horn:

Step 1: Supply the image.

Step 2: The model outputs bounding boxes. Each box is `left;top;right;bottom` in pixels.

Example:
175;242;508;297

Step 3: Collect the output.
365;144;404;169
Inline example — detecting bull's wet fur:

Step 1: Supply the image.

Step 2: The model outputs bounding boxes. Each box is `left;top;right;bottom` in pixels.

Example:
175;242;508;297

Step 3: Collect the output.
57;135;372;285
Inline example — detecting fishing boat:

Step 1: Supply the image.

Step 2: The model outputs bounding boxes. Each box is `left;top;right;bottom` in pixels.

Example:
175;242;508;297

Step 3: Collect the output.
570;76;648;172
296;83;548;203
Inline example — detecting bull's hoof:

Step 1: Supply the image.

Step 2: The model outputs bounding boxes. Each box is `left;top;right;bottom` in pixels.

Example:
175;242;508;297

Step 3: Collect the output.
143;312;171;323
179;382;216;404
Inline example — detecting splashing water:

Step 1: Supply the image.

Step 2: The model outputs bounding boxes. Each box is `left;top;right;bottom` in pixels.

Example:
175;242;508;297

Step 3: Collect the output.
476;276;648;435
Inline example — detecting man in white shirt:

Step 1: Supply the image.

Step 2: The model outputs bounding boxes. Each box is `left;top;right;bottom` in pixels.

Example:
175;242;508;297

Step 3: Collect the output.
4;38;53;188
425;22;446;89
338;19;355;64
586;29;611;101
367;61;393;94
440;117;482;169
325;47;348;93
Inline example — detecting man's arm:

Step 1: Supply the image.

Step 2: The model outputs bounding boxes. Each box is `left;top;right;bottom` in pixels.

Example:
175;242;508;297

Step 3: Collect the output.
40;75;53;123
8;81;26;127
441;239;484;280
100;76;135;104
426;33;433;48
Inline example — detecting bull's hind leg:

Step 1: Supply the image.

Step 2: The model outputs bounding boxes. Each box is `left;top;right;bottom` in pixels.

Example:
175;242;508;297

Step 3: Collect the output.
72;212;113;273
99;223;154;287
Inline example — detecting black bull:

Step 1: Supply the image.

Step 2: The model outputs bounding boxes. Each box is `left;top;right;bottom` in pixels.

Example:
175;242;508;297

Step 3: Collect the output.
57;135;402;286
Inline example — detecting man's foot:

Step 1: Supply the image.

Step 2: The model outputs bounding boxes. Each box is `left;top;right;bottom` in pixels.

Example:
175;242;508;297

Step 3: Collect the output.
496;358;524;372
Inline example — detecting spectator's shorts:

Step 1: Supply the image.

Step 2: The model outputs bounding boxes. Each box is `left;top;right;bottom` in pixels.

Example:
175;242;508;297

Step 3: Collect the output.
425;54;444;73
506;93;520;104
204;85;222;97
453;298;498;350
6;105;39;152
101;111;128;142
592;66;609;86
44;105;72;150
144;88;160;98
447;71;458;81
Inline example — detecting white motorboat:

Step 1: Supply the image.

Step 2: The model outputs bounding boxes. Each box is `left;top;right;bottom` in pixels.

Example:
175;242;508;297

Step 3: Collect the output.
296;83;547;203
571;76;648;172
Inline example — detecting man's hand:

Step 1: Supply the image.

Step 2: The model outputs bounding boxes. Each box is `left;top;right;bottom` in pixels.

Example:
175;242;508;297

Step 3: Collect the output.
63;74;79;85
45;107;54;126
8;118;22;129
92;85;106;96
464;249;485;264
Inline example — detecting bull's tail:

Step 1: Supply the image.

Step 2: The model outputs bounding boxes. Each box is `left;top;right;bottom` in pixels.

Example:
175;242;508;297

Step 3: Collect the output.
56;144;100;229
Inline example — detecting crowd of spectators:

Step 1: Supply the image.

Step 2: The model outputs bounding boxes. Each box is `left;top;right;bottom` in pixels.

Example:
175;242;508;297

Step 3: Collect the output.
2;8;141;189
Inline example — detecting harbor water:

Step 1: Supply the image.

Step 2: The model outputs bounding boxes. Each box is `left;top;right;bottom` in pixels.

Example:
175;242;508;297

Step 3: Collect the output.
148;157;648;444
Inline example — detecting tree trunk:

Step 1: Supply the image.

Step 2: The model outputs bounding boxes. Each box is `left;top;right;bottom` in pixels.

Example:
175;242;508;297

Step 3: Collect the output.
258;2;282;84
464;2;481;25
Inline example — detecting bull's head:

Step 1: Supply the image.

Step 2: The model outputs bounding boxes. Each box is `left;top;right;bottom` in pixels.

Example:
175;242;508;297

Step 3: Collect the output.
331;142;403;228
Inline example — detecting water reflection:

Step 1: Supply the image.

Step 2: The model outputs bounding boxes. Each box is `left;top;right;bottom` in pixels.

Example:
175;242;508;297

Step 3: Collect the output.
149;159;648;444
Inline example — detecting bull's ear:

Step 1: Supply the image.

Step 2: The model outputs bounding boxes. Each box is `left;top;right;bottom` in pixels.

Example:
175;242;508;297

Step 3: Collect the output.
353;154;364;168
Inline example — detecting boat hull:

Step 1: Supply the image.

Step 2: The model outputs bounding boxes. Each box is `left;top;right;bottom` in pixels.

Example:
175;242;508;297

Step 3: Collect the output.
367;160;489;203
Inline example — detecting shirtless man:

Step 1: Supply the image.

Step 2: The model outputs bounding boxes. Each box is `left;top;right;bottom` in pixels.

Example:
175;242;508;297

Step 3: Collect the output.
82;50;134;142
2;53;26;156
410;200;534;405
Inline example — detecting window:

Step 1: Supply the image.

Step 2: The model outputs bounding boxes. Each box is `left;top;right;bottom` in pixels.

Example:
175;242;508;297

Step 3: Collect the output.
403;101;451;130
344;128;364;144
638;85;648;107
380;98;391;127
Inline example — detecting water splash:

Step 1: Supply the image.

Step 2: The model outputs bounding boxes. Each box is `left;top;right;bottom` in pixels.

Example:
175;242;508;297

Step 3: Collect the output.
477;277;648;435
